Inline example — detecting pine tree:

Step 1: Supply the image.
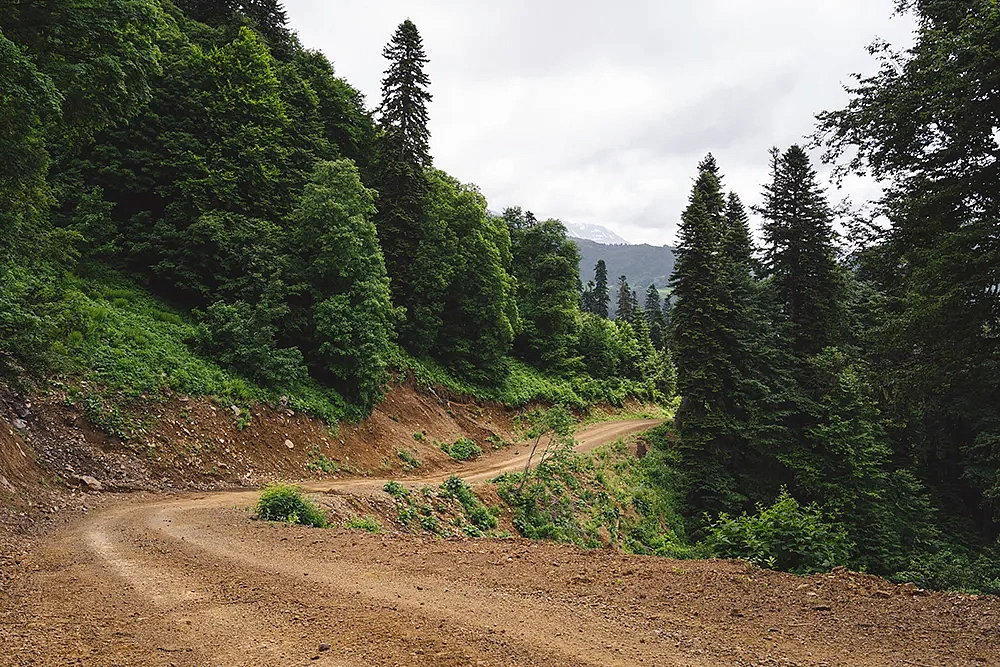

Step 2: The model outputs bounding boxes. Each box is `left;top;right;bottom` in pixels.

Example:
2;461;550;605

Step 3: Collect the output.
378;19;431;167
669;155;744;515
375;19;432;311
593;259;610;318
755;145;845;357
580;280;596;314
644;283;666;349
615;275;634;321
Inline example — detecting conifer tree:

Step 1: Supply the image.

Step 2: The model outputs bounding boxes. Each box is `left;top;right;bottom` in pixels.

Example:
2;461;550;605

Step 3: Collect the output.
593;259;610;319
580;280;596;314
756;145;845;357
669;155;744;515
376;19;432;309
644;283;666;349
615;275;634;321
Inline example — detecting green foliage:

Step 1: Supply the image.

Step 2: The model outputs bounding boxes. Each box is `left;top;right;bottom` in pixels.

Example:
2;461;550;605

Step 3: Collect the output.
196;298;307;389
817;0;1000;540
440;437;482;461
705;490;852;575
892;543;1000;596
495;425;697;557
287;159;400;415
397;449;421;468
507;214;582;372
344;515;381;533
255;483;326;527
404;170;519;385
669;155;749;516
755;146;846;357
383;480;409;499
306;453;339;474
438;476;498;532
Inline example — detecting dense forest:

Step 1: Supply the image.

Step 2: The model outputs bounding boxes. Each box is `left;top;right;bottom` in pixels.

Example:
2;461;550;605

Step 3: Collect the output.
1;0;998;591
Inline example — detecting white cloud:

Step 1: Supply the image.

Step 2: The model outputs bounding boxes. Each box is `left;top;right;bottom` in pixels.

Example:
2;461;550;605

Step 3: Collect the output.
284;0;915;245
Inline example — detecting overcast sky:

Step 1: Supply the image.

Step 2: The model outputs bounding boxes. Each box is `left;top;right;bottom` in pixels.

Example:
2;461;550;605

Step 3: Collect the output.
284;0;915;246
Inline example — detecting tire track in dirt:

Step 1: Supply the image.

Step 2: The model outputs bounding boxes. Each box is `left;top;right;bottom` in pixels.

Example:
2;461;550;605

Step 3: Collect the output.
4;419;667;667
6;418;1000;667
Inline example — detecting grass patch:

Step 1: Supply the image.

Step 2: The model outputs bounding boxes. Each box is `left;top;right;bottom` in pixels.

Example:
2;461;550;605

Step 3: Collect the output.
254;483;327;527
394;352;669;410
344;515;381;533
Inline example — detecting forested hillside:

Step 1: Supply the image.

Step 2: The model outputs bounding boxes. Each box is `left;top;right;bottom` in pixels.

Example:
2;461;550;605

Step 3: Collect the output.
571;237;675;311
0;0;675;424
2;0;999;595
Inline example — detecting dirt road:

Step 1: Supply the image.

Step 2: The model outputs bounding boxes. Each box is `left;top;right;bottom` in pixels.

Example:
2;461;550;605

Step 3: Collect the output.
2;419;999;667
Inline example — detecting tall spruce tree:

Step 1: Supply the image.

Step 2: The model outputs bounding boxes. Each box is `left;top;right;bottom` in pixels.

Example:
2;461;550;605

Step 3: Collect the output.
593;259;610;318
376;19;432;310
615;275;634;321
669;155;745;515
756;145;845;357
644;283;665;349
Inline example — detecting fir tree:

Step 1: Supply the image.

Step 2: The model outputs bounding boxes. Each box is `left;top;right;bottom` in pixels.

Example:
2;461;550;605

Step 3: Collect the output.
755;145;845;357
615;275;634;321
378;19;431;167
593;259;610;319
375;19;432;311
644;283;666;349
669;155;744;515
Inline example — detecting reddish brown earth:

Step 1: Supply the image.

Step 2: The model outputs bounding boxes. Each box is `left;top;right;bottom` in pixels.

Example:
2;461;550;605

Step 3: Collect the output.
2;418;999;666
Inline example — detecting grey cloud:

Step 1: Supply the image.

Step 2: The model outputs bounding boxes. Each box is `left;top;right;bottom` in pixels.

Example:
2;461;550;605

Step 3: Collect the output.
284;0;915;245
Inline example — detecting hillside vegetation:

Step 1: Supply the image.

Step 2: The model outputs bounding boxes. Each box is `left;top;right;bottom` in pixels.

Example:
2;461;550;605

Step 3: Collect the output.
2;0;999;596
0;0;674;425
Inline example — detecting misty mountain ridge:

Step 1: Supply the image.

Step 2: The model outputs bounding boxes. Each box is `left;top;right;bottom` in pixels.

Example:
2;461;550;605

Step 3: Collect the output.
562;222;631;245
569;237;676;304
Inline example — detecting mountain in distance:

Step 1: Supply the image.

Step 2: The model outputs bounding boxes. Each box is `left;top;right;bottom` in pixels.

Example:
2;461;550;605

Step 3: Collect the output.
562;221;630;245
570;237;676;307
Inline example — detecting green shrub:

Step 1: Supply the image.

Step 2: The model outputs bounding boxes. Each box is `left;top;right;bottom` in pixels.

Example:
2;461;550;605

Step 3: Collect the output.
255;484;327;527
892;544;1000;595
439;476;498;531
441;437;482;461
383;480;409;499
419;514;440;532
345;515;381;533
704;490;852;574
397;449;421;468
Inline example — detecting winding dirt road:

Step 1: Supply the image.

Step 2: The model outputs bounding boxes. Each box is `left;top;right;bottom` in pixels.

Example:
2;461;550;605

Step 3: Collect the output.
3;419;999;667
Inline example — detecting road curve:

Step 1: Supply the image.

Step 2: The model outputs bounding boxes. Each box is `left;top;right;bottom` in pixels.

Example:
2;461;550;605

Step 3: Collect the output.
5;417;998;667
